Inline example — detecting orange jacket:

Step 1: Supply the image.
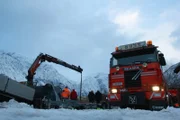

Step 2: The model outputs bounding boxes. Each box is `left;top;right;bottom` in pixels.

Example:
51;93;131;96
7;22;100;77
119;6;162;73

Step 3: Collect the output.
61;91;69;98
61;88;70;98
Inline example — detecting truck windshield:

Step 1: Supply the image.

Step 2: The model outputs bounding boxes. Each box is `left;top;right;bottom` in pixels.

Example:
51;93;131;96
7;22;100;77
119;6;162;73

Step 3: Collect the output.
110;47;158;67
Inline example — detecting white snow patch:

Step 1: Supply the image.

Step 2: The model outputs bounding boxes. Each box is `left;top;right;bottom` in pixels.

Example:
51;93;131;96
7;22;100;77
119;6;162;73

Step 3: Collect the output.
0;100;180;120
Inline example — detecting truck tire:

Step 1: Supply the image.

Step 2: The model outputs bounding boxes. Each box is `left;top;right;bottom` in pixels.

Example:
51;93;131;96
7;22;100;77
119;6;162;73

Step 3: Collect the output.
101;102;108;109
168;95;173;106
33;99;42;109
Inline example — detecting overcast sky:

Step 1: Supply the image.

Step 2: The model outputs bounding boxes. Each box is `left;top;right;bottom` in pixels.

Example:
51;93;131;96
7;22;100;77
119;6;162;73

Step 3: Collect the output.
0;0;180;81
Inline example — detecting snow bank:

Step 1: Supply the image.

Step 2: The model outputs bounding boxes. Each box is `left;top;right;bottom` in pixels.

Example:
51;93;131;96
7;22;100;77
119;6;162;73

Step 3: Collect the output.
0;99;32;108
0;100;180;120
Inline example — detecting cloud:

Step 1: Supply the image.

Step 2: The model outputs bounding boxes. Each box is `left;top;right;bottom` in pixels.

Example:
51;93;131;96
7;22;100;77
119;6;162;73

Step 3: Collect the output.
109;7;180;64
109;9;142;38
1;0;180;82
113;11;139;30
0;0;130;81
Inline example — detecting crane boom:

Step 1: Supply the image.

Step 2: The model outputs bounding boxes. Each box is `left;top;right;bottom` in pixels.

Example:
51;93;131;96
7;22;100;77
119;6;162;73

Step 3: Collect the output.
26;53;83;86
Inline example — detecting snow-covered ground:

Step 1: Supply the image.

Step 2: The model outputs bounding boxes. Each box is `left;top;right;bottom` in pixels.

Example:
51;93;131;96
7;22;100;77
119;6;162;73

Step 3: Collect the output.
0;100;180;120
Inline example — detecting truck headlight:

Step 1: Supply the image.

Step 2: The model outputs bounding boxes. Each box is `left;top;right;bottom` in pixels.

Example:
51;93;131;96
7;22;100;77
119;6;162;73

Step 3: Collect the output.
152;86;160;91
111;89;117;93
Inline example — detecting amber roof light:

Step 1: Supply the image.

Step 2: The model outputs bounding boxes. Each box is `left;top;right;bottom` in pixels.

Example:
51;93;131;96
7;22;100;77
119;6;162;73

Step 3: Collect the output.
115;47;119;51
147;40;152;46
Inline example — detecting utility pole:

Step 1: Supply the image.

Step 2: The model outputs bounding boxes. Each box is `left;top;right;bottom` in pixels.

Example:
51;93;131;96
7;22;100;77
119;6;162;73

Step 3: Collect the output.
80;73;82;101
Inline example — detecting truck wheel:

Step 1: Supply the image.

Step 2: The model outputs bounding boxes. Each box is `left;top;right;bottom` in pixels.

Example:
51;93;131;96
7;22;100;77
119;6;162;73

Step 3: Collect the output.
33;99;42;109
168;95;173;106
106;102;112;109
108;103;112;109
101;102;108;109
101;102;112;109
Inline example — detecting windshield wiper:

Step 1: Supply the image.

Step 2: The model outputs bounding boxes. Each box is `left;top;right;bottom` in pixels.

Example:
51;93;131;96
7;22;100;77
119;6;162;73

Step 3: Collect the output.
133;61;142;64
132;59;153;64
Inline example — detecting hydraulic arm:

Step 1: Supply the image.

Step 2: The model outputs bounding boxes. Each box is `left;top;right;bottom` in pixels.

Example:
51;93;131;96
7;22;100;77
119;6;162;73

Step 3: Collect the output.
26;53;83;86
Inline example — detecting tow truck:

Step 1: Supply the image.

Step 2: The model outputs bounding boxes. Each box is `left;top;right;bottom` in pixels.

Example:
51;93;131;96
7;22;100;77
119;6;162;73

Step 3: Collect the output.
0;53;104;109
0;53;84;108
107;40;167;110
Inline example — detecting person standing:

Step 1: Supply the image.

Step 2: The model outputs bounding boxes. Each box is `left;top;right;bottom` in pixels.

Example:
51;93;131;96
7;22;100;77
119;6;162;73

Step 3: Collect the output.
61;86;71;99
95;90;102;104
88;90;95;103
70;89;78;100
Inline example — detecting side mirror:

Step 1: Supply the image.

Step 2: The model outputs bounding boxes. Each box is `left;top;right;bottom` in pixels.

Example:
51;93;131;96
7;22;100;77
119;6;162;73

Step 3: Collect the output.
110;57;113;68
158;53;166;66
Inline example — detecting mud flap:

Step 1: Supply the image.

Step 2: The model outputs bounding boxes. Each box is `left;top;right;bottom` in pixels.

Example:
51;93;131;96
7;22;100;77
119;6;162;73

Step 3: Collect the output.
149;100;167;111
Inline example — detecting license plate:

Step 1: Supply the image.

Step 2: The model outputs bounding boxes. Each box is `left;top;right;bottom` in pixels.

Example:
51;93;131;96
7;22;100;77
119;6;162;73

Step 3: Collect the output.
128;95;137;104
154;93;161;97
110;95;115;99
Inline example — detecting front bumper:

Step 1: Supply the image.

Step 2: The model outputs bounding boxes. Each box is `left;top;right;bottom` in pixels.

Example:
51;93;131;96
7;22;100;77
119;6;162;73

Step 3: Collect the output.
108;91;166;107
109;92;146;106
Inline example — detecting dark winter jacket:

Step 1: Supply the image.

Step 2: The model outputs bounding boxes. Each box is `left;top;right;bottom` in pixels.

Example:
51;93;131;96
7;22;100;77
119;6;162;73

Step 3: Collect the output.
70;89;78;100
88;91;95;103
95;90;102;104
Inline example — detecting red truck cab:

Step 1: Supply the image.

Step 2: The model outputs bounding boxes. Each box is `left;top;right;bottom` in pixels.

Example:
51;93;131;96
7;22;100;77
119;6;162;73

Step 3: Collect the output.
108;40;167;110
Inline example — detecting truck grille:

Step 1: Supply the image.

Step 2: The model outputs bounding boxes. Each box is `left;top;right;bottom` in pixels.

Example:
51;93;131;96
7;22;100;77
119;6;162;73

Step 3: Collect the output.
124;70;141;88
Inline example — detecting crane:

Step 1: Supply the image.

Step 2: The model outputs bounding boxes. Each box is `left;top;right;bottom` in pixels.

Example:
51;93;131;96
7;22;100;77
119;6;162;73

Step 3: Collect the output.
26;53;83;87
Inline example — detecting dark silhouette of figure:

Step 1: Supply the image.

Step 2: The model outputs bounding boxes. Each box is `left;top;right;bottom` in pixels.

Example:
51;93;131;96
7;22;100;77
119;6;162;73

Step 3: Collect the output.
88;90;95;103
95;90;102;104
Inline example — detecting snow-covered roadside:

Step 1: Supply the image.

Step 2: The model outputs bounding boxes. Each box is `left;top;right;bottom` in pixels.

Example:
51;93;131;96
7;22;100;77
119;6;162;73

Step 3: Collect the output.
0;100;180;120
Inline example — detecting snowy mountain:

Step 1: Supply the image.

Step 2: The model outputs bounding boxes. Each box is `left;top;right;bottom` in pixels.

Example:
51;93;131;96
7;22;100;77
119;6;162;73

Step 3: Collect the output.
0;51;108;96
163;62;180;88
0;51;31;82
0;51;77;90
81;73;108;95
